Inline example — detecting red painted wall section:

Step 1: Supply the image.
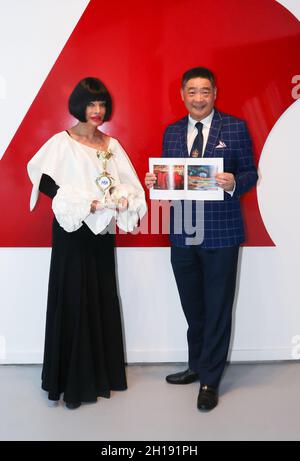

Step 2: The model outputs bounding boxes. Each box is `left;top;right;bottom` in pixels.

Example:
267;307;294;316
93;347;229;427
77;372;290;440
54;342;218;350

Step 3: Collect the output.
1;0;299;247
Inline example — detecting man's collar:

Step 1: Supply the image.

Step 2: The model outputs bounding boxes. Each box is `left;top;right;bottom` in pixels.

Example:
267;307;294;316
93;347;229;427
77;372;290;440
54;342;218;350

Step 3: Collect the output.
188;109;215;129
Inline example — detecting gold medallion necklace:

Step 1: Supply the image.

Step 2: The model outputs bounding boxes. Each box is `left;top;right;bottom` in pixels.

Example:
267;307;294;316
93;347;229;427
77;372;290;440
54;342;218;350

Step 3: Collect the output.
95;149;114;192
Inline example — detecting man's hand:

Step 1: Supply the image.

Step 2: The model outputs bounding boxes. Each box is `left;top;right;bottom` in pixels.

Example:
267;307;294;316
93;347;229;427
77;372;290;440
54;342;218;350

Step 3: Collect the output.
215;173;235;192
145;172;157;189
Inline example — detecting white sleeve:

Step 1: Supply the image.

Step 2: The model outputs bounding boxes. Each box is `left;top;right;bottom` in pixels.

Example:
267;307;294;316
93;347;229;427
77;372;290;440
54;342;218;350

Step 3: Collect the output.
52;184;95;233
27;135;59;211
27;133;97;232
111;140;147;232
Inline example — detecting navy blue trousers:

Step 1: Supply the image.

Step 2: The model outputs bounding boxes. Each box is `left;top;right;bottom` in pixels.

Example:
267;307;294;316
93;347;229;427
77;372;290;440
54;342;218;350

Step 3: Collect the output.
171;245;240;388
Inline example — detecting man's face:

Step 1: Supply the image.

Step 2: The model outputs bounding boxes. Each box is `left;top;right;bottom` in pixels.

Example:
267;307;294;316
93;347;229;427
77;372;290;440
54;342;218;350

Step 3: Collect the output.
181;77;216;121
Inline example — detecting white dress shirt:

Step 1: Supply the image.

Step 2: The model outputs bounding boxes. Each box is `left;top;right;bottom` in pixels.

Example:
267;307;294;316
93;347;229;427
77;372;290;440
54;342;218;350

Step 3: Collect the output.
187;110;214;156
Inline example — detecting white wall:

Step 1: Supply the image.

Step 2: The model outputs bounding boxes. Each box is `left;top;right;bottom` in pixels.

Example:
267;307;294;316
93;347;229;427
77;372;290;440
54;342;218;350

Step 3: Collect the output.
0;0;300;364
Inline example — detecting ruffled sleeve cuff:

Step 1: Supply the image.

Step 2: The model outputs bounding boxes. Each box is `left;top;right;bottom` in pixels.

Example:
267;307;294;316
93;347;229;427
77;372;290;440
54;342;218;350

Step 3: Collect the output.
106;184;147;232
52;184;95;233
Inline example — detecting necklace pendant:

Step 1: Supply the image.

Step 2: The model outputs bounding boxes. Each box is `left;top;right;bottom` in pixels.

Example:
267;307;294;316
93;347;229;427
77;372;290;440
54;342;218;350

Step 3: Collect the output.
95;149;114;192
96;173;113;192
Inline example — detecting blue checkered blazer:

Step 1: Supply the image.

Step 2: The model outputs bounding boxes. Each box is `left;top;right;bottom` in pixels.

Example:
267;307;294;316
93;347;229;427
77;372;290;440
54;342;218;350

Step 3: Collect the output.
163;109;258;248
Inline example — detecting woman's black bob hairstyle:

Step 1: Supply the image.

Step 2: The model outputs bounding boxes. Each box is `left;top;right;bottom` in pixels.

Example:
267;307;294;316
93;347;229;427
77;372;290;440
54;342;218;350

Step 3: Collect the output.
68;77;112;123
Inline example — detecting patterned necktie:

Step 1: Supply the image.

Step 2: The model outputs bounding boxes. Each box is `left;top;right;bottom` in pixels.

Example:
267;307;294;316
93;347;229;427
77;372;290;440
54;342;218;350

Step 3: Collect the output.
190;122;203;157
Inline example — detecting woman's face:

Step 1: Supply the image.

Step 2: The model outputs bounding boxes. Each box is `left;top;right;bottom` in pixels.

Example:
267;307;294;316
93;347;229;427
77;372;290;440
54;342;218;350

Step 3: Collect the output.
85;100;106;126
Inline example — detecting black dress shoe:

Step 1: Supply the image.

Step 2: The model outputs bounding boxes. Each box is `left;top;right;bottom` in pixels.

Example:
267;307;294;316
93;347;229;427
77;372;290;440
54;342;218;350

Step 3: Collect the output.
66;402;81;410
166;368;198;385
197;385;218;411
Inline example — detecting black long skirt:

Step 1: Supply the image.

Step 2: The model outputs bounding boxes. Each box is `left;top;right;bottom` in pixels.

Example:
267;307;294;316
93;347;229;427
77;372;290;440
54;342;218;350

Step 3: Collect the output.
41;218;127;403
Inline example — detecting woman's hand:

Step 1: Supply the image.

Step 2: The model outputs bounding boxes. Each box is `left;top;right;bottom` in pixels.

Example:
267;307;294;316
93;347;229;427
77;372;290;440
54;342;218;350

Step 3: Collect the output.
145;172;157;189
90;200;105;213
117;197;128;212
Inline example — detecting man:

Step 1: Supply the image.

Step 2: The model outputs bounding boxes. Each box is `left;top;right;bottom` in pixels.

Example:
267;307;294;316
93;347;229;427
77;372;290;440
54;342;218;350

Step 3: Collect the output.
145;67;258;411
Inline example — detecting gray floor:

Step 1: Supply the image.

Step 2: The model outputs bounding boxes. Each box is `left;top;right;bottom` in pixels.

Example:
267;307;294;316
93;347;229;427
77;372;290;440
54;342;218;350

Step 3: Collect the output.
0;362;299;441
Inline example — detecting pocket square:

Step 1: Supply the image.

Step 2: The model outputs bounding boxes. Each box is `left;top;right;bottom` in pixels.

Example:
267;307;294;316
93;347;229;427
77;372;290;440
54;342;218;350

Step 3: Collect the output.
215;140;227;148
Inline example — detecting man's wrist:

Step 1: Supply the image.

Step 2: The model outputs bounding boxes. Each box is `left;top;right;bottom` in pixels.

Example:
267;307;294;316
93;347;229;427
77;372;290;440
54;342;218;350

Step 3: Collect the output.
225;180;236;196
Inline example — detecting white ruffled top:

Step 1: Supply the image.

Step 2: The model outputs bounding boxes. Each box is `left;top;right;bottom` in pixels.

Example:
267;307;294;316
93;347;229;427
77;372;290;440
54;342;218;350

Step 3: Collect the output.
27;131;147;234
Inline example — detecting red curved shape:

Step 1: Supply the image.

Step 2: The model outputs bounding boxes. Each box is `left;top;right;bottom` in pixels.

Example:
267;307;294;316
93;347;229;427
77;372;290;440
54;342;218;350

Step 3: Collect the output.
1;0;299;247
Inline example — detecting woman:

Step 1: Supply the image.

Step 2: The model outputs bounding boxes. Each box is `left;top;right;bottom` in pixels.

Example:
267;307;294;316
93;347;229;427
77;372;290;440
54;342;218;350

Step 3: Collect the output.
27;77;147;409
